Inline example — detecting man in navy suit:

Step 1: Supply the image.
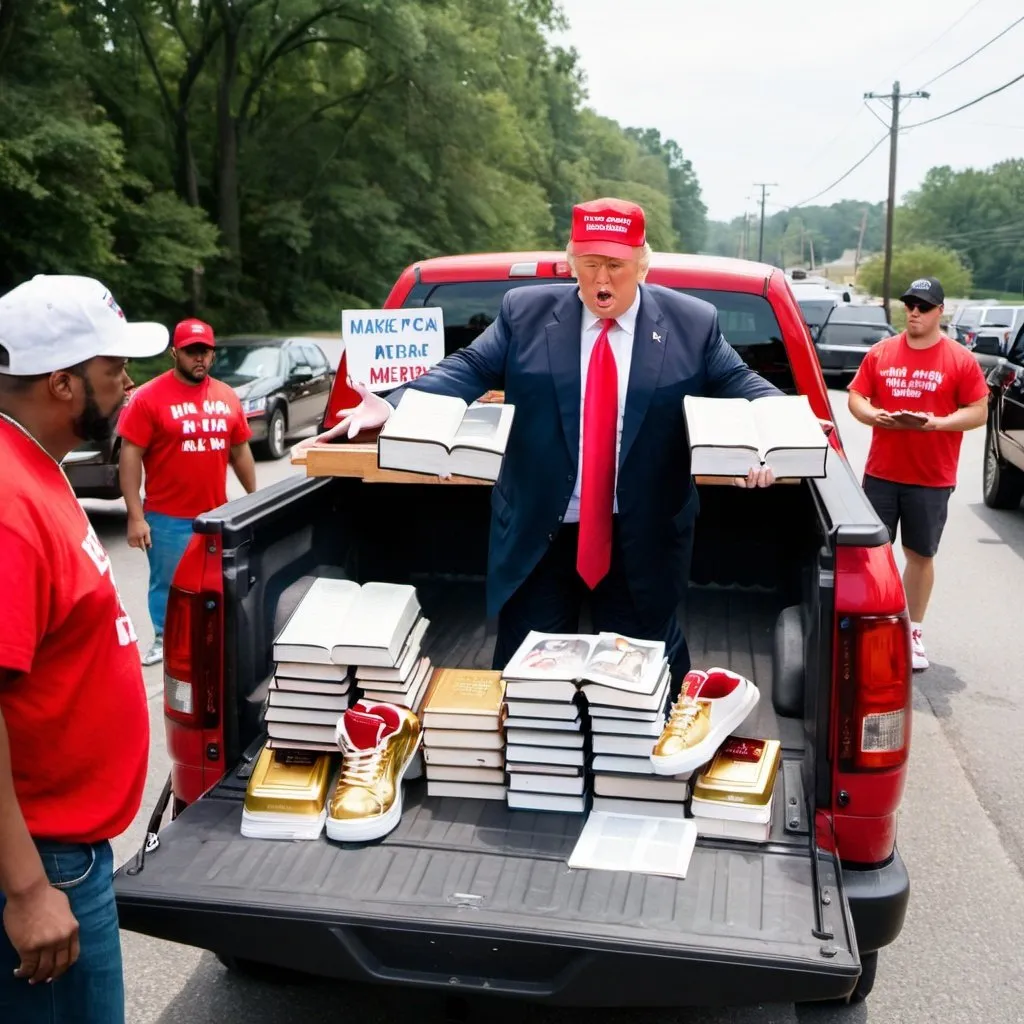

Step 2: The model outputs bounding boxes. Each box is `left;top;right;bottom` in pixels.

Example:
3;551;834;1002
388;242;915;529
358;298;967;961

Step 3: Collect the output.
309;198;782;682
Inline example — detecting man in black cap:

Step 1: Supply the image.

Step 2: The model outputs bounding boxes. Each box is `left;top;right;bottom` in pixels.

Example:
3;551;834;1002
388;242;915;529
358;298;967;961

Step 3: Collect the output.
847;276;987;670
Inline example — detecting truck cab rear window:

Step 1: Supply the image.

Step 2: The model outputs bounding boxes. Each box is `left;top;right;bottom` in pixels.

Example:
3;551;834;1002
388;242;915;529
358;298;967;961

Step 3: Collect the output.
402;281;796;392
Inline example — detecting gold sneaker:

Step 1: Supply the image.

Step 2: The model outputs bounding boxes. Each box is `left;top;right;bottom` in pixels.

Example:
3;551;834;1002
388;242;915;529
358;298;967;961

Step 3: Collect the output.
325;702;422;842
651;668;759;776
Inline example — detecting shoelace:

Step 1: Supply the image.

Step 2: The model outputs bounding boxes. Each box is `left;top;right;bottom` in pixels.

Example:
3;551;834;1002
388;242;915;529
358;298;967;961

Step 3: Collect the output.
663;698;702;737
340;743;386;788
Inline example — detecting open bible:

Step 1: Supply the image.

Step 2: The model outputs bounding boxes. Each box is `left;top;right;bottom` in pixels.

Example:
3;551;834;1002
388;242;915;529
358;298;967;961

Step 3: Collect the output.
377;390;515;481
683;394;828;478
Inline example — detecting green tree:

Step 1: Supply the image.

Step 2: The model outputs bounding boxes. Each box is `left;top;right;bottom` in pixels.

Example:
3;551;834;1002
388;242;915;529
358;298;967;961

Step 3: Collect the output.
857;244;972;299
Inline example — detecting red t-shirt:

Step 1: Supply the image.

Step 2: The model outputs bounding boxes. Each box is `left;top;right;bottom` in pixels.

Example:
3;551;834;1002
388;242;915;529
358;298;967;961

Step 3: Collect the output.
848;333;988;488
117;371;252;519
0;418;149;844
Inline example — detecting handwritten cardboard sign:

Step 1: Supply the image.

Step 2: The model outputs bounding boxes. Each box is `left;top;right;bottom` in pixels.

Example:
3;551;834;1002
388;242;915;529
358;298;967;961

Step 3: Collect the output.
342;307;445;392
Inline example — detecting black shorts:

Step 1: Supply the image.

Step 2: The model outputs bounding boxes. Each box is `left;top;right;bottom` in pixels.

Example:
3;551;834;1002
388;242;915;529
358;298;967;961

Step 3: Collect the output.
862;474;954;557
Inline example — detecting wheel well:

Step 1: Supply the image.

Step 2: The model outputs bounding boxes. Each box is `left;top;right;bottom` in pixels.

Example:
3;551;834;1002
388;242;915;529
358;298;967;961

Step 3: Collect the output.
269;400;288;430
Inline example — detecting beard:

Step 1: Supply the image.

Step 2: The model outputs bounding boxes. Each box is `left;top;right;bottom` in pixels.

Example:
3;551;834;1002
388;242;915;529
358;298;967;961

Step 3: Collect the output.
73;375;118;444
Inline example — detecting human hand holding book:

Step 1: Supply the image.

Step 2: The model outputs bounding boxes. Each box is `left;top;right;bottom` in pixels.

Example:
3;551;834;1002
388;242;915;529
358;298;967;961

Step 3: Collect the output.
292;379;394;454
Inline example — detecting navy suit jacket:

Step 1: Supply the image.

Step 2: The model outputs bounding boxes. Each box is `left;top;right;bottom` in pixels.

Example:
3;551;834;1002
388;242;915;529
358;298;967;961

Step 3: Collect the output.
388;283;782;619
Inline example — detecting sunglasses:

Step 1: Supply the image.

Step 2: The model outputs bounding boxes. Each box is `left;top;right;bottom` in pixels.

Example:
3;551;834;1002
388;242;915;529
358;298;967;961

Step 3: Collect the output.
903;299;936;313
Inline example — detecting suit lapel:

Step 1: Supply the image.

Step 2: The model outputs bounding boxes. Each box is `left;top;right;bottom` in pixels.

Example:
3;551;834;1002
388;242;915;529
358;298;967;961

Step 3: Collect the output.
545;289;584;462
620;285;668;468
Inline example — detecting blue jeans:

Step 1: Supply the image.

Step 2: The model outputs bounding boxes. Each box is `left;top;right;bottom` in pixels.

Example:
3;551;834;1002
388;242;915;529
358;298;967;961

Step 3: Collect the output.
0;840;124;1024
145;511;194;636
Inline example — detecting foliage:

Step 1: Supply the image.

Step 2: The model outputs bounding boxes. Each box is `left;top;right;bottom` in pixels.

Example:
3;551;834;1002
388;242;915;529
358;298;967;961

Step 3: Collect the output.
0;0;707;332
856;244;972;300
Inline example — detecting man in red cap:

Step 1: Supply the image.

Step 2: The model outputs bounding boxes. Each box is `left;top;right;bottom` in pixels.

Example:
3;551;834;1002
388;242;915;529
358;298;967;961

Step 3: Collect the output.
303;198;782;681
117;318;256;665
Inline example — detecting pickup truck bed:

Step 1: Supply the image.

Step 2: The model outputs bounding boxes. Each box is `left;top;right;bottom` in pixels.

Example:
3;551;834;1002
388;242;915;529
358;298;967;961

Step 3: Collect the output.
115;464;872;1007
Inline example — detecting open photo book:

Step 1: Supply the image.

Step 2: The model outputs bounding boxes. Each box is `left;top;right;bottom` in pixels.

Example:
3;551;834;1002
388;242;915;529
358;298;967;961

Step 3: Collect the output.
683;394;828;478
502;630;666;696
377;389;515;481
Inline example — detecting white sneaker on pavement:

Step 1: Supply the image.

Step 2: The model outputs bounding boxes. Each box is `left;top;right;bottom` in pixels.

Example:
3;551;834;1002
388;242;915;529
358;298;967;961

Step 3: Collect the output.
142;637;164;667
911;624;928;672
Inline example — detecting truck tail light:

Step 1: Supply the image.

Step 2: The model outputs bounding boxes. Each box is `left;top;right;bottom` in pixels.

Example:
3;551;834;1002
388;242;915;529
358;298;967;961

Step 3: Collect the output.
164;585;222;729
837;614;911;771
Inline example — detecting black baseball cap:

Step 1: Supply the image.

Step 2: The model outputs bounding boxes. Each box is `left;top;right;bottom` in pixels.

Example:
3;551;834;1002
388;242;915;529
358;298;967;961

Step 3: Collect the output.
900;277;944;307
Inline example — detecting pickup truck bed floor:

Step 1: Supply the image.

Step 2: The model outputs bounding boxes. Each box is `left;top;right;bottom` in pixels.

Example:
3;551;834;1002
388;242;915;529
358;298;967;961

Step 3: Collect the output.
115;581;854;1006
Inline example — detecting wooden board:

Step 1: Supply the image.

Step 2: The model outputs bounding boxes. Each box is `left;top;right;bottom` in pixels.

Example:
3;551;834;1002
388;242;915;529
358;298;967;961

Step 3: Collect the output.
292;444;798;487
294;444;489;485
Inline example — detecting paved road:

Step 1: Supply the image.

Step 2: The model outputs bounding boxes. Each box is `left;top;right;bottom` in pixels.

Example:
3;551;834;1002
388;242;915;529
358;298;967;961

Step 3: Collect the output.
82;397;1024;1024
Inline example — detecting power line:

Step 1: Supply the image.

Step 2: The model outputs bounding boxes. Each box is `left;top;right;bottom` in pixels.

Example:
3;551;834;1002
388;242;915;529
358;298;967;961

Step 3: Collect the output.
916;14;1024;89
870;0;987;91
787;134;889;209
902;70;1024;129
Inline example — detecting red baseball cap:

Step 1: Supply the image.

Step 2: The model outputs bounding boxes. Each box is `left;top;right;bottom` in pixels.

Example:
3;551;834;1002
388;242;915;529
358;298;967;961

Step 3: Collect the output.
570;197;646;260
173;317;216;349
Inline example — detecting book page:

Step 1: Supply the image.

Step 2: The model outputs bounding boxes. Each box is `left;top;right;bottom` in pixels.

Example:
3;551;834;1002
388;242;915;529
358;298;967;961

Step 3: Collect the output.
750;395;827;458
683;396;760;452
582;633;666;695
567;812;698;879
502;630;598;681
451;402;514;454
380;389;468;450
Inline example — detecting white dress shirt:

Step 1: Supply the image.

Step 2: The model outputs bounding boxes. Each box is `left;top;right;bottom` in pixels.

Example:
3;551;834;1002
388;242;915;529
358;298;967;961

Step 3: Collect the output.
563;289;640;523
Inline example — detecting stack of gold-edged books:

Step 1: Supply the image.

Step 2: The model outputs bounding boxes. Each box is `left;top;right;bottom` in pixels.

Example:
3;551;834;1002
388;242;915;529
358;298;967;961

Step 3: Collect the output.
689;737;781;842
240;745;336;840
421;668;507;801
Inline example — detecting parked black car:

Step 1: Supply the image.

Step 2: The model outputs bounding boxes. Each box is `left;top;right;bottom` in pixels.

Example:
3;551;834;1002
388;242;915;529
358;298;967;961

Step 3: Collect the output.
984;322;1024;511
813;309;895;380
212;336;333;459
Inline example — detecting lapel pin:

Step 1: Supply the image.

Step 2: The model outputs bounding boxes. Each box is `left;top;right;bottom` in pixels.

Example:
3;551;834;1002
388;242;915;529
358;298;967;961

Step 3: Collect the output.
652;331;662;343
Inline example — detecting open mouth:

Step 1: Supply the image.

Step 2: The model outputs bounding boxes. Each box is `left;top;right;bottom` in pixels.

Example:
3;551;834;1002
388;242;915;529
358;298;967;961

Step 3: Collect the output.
595;288;614;309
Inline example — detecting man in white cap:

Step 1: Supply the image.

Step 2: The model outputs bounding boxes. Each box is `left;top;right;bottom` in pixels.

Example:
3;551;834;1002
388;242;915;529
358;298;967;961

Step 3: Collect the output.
0;275;167;1022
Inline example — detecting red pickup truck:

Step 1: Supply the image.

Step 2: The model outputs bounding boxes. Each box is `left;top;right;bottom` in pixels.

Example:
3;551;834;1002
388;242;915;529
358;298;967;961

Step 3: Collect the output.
114;251;911;1009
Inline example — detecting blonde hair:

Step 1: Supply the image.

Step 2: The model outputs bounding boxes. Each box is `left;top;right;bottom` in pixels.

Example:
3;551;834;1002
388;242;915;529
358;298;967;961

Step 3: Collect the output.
566;240;652;282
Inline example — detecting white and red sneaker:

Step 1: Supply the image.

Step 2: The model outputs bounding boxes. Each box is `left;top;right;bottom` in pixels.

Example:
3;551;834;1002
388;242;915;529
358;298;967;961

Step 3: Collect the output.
325;703;422;842
911;625;928;672
650;667;760;776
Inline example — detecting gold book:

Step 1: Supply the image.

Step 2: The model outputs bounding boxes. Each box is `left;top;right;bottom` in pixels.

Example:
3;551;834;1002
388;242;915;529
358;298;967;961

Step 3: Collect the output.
421;668;505;718
691;737;781;807
243;745;334;817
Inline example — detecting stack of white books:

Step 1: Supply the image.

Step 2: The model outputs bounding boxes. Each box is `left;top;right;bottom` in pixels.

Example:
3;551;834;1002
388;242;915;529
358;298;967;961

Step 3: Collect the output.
500;633;592;813
266;578;422;752
354;616;432;713
587;659;692;813
420;668;507;800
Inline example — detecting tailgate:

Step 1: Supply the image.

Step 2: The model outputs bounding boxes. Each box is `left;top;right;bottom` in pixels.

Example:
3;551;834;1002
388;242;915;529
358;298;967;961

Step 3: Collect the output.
114;783;860;1007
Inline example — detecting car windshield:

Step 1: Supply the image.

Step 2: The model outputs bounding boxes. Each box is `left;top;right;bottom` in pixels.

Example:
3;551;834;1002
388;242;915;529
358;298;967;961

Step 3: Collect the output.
212;345;281;384
818;322;892;347
983;308;1018;328
834;305;888;325
798;300;837;331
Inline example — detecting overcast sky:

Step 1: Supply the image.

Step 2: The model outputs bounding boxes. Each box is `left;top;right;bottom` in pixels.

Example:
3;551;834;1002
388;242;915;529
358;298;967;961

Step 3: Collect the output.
553;0;1024;223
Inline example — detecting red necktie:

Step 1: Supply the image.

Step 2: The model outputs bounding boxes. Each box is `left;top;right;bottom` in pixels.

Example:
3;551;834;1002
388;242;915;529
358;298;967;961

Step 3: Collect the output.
577;318;618;588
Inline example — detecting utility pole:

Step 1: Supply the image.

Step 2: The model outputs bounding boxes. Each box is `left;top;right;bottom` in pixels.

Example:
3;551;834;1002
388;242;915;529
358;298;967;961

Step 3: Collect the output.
753;183;777;262
864;81;928;320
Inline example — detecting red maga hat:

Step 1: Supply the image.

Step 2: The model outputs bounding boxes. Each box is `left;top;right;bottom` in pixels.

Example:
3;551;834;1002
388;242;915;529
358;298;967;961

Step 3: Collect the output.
173;318;216;349
570;197;646;259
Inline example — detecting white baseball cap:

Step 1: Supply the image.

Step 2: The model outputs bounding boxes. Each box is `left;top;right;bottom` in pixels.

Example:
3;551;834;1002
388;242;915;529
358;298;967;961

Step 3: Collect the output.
0;274;169;375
